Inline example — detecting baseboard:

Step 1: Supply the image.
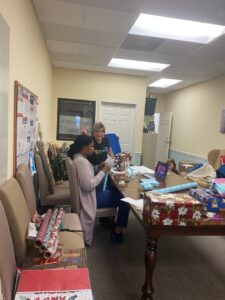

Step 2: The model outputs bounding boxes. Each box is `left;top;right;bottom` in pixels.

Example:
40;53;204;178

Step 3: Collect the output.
169;149;207;165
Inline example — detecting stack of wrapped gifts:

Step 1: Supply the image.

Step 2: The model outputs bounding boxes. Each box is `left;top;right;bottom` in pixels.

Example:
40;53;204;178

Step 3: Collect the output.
143;193;207;226
189;188;225;213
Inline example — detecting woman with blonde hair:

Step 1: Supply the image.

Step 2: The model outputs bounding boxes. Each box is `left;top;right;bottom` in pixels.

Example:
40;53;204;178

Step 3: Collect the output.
87;122;114;165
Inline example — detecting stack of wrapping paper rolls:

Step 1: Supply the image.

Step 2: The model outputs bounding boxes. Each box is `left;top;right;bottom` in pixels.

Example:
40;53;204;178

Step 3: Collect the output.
34;208;65;259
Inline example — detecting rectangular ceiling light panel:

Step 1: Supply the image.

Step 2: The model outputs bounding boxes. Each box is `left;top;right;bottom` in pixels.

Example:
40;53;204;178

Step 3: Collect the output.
149;78;182;88
108;58;170;71
130;14;225;44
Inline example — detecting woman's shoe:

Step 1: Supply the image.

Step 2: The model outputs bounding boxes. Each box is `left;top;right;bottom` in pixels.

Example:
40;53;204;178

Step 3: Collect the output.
110;231;124;243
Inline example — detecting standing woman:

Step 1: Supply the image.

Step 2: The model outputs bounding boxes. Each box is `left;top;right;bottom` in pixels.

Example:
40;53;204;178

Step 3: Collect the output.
88;122;114;166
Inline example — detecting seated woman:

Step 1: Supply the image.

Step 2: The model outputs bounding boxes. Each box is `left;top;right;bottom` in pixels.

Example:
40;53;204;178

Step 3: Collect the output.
82;122;114;166
68;134;129;247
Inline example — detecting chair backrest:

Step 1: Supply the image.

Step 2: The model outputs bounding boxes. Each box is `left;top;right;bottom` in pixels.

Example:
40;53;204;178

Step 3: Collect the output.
208;149;225;170
0;201;16;300
16;163;37;218
65;157;81;214
0;178;30;266
34;152;49;205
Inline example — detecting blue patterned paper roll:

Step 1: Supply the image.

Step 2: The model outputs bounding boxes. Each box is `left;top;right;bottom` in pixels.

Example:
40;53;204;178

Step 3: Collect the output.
153;182;198;193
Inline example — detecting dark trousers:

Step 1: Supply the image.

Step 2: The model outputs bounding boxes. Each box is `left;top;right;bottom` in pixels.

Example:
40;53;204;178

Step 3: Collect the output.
96;188;130;228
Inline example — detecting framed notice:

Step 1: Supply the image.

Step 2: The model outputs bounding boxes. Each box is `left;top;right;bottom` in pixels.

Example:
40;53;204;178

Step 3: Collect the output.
14;81;39;174
57;98;96;140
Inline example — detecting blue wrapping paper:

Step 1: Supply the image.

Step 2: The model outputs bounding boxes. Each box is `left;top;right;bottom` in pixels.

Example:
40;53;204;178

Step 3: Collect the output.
140;182;154;190
140;178;160;187
153;182;198;194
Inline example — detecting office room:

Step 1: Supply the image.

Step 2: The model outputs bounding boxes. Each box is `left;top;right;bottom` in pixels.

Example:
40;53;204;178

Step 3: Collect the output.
0;0;225;299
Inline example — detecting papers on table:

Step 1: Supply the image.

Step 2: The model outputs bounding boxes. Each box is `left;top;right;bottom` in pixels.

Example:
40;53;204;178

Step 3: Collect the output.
128;166;154;175
121;197;144;211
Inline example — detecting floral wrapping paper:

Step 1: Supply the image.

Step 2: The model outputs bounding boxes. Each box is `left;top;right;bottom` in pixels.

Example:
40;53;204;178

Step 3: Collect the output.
143;193;207;226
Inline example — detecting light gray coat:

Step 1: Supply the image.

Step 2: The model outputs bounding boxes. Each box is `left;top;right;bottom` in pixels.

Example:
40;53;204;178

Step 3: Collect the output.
73;153;105;246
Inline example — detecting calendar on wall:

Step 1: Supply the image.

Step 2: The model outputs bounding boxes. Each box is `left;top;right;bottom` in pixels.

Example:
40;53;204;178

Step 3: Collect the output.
14;81;39;174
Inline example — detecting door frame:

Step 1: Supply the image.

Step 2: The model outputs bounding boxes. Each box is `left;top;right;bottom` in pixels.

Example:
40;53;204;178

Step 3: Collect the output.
100;101;137;160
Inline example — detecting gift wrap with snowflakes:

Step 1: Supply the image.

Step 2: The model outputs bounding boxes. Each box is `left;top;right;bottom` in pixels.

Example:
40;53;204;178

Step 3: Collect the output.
143;193;207;226
189;188;225;213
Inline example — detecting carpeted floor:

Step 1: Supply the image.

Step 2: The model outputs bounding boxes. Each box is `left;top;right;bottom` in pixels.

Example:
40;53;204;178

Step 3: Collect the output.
87;214;225;300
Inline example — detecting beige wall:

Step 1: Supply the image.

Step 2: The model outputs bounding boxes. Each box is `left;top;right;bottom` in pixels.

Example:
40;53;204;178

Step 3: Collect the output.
163;76;225;158
0;0;52;178
52;68;147;153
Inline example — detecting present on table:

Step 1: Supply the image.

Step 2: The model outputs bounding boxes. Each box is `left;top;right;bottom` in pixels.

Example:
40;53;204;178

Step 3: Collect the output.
114;153;131;171
143;193;207;226
189;188;225;213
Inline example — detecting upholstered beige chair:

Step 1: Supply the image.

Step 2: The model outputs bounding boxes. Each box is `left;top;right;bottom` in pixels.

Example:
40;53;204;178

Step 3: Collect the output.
0;178;30;266
0;178;85;268
65;157;117;218
16;163;84;249
0;201;16;300
208;149;225;170
34;153;70;206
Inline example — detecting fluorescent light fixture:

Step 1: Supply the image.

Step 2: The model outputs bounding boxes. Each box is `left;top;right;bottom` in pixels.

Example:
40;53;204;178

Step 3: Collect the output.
129;14;225;44
149;78;182;88
108;58;170;72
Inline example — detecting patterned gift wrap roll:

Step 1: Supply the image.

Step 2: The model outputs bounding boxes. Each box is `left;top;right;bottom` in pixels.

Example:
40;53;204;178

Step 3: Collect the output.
34;209;52;248
143;193;207;226
44;208;65;259
40;208;59;252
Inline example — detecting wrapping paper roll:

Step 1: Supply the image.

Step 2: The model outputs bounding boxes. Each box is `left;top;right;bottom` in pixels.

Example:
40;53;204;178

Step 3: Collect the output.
153;182;198;194
41;208;58;251
44;208;65;259
103;173;108;191
34;209;52;248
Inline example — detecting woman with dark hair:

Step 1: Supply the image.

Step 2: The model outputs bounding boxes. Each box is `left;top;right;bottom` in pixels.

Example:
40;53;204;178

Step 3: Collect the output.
68;135;129;246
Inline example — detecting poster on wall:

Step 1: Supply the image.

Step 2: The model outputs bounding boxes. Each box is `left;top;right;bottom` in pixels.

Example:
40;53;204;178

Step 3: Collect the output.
0;16;9;185
14;81;39;174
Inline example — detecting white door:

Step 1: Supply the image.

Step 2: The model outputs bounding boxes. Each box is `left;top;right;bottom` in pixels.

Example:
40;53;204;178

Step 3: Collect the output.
101;102;135;154
155;112;172;163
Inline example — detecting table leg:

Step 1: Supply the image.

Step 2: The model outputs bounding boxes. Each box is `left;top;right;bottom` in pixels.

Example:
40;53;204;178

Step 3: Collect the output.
142;237;158;300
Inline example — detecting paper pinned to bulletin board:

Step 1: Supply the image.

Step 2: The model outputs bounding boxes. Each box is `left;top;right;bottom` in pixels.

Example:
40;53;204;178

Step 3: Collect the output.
14;81;39;174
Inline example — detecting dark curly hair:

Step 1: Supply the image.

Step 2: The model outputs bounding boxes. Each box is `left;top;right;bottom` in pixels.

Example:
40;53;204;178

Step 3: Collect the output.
67;134;93;159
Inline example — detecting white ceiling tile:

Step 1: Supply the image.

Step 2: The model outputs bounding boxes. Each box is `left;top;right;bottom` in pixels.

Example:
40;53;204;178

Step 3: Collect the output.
41;23;125;47
79;44;116;57
46;40;80;55
51;51;111;65
32;0;85;27
155;40;203;56
58;0;144;12
84;6;138;34
189;35;225;61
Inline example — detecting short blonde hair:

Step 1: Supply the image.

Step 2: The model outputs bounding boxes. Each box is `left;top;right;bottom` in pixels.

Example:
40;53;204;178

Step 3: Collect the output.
93;122;106;133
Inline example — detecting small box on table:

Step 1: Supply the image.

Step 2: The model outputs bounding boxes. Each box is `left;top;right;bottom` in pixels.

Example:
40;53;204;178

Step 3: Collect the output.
143;193;207;226
189;188;225;213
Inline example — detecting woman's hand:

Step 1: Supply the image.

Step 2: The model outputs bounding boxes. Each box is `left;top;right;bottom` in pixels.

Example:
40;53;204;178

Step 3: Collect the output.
102;163;110;173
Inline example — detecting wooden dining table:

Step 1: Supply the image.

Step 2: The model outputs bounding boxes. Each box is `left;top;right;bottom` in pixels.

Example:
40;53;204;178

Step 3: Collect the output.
110;171;225;300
